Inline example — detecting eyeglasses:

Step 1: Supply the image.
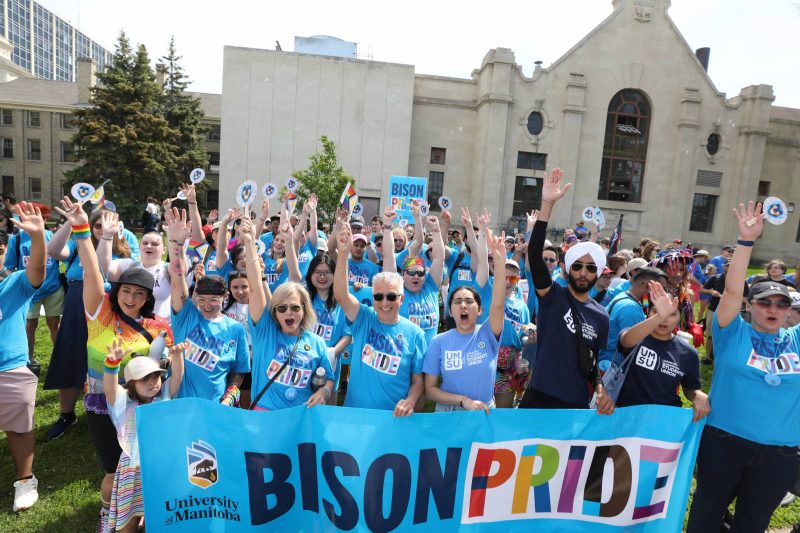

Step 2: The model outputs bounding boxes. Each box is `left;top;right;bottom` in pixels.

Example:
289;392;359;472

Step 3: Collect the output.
452;298;476;306
404;269;425;277
542;257;558;263
754;300;791;310
275;303;303;313
373;293;401;302
313;270;331;277
570;261;598;274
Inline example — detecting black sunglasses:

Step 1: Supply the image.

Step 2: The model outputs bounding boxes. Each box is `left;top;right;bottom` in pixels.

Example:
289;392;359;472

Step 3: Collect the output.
275;303;303;313
754;300;791;310
404;270;425;278
570;261;598;274
373;293;401;302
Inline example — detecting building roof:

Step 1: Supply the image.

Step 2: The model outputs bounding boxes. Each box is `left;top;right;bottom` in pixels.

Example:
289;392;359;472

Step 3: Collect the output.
770;106;800;123
192;92;221;119
0;77;80;108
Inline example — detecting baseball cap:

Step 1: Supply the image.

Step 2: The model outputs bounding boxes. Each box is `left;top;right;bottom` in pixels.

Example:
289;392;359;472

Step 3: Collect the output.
195;274;227;295
627;258;647;272
749;282;791;302
505;236;515;243
124;356;161;382
722;245;735;252
349;215;365;227
117;268;154;292
789;292;800;310
351;234;368;244
601;267;614;276
693;249;710;257
505;259;520;270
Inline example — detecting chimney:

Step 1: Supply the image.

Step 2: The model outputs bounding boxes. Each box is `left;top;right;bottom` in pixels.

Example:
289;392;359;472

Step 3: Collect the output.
77;58;96;103
155;62;167;86
695;47;710;72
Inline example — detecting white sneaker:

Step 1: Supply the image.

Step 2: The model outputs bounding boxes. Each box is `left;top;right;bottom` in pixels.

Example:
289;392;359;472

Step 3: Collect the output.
12;474;38;512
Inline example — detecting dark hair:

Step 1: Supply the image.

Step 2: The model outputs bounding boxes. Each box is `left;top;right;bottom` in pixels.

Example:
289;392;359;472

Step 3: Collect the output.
223;270;248;313
0;208;13;233
448;285;482;309
305;253;336;311
607;254;627;273
89;210;131;258
543;245;562;261
230;243;245;267
633;266;667;283
371;215;382;224
0;230;8;246
110;283;155;319
1;192;16;204
125;374;159;404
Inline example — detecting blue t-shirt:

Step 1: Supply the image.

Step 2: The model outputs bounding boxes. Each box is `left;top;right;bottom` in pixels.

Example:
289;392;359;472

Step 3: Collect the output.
259;232;275;252
348;259;381;286
262;255;289;293
297;241;318;279
311;295;351;348
122;228;140;261
172;303;250;401
0;271;37;371
444;249;474;318
599;293;644;363
616;335;701;408
709;255;727;273
530;283;609;406
400;274;440;344
6;230;61;301
604;278;631;303
423;320;500;403
344;304;426;410
249;317;333;410
65;240;84;282
708;315;800;446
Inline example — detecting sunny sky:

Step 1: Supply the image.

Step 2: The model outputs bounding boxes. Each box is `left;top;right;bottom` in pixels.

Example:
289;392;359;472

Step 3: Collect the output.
44;0;800;108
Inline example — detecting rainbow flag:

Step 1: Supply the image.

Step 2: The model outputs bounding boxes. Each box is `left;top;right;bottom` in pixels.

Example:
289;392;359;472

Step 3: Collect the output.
339;182;358;214
284;191;298;216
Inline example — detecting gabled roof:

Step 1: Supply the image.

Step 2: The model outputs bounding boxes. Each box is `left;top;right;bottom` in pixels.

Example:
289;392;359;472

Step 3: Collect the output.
770;106;800;123
0;77;79;108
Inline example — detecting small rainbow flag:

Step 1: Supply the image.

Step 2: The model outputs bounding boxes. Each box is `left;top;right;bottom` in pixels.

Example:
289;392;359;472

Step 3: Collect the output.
340;182;358;214
284;191;298;216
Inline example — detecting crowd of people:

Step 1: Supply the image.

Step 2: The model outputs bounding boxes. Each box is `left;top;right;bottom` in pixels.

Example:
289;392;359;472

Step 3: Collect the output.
0;170;799;532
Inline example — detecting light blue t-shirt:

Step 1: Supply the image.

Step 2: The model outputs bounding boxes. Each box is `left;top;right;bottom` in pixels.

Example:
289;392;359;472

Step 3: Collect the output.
348;259;381;286
444;249;473;318
475;278;531;333
297;241;318;279
249;317;333;410
400;274;440;344
0;271;37;371
6;230;61;301
262;255;289;293
260;231;275;251
344;304;426;410
599;292;644;364
122;228;140;261
605;278;632;303
63;238;131;282
423;320;500;404
172;303;250;401
311;295;351;348
203;248;219;276
708;314;800;446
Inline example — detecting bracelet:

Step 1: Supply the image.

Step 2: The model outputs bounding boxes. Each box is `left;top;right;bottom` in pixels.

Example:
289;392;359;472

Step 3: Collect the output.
72;223;90;240
104;356;121;374
220;385;241;407
736;239;754;247
383;225;393;230
101;236;114;241
188;202;197;205
321;387;332;400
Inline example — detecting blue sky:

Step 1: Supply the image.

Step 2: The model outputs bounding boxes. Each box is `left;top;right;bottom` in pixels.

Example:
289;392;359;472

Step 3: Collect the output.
45;0;800;108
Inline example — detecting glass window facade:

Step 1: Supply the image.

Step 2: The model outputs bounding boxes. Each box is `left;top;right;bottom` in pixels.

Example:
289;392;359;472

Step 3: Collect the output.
55;17;74;81
76;31;90;59
9;0;32;70
33;3;53;79
0;0;6;38
91;41;106;71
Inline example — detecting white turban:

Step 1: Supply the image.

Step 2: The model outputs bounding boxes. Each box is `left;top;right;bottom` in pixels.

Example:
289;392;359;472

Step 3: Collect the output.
564;242;606;273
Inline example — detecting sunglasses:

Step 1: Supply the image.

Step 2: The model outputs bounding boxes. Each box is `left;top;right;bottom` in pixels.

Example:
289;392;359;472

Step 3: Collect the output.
404;269;425;277
373;293;401;302
570;261;598;274
506;275;520;283
452;297;476;306
543;257;558;263
754;300;791;310
275;303;303;313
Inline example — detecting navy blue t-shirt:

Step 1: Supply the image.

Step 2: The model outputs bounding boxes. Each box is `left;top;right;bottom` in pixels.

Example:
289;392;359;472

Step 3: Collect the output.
616;335;701;408
530;283;609;406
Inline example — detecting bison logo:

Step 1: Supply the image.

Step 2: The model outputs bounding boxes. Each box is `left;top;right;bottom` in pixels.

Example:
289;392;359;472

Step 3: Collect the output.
187;440;219;488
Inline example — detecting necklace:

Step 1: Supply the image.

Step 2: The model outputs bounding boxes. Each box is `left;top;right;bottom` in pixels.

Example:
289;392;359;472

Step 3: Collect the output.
749;328;791;387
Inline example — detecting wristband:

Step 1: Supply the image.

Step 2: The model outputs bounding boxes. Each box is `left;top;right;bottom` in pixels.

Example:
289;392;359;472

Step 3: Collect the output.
321;387;332;400
383;225;393;230
736;239;754;247
220;385;241;407
101;236;114;241
72;223;91;240
188;202;197;205
104;356;122;374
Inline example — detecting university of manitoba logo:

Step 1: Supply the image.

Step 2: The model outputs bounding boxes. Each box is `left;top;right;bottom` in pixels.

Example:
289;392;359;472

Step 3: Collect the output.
187;440;219;488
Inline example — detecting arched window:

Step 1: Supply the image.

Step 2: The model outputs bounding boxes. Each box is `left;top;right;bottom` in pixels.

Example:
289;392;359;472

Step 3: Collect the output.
597;89;651;203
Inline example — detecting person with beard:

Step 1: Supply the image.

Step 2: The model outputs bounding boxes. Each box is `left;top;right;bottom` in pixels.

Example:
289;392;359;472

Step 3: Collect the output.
518;168;613;413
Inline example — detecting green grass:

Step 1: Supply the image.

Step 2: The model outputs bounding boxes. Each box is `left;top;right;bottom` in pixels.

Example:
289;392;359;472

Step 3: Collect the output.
2;313;798;531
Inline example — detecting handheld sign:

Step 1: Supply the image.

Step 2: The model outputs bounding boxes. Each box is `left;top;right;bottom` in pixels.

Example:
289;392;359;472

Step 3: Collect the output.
763;197;788;225
581;207;594;222
286;177;299;193
256;239;266;257
263;183;277;199
352;202;363;216
189;168;205;184
438;196;451;211
236;181;257;207
71;182;95;203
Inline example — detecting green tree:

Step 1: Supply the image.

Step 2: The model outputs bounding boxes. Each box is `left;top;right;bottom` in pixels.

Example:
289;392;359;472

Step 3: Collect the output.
67;32;180;223
292;136;355;227
160;36;209;195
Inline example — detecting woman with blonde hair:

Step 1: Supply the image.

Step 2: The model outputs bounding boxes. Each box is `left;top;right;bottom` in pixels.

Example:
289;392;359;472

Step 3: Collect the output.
241;217;334;411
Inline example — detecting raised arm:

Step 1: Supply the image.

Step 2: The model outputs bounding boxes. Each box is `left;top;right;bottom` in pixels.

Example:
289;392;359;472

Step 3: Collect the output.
486;228;507;338
215;208;239;269
717;201;764;329
474;209;491;288
530;168;570;298
306;195;318;248
103;339;132;407
54;197;104;314
96;210;119;280
326;208;349;262
167;342;186;398
407;203;424;258
47;205;74;261
620;281;677;348
181;183;206;242
11;202;46;288
255;199;270;238
242;217;270;324
333;224;360;321
281;222;302;283
426;215;445;288
461;207;478;269
164;207;192;314
382;207;398;274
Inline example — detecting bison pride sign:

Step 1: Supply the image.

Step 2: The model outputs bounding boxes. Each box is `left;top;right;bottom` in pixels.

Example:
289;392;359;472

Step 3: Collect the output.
138;399;702;532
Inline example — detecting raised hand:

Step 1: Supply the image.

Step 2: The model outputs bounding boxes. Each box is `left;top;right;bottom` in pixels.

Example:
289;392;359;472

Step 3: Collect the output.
207;209;219;224
476;209;491;231
168;342;187;366
100;210;118;239
526;209;539;227
460;207;472;228
410;201;421;218
238;217;255;243
164;207;192;244
337;224;352;255
336;208;350;225
649;280;677;317
734;201;764;242
222;207;240;224
162;198;172;213
11;202;46;235
425;215;441;233
179;183;197;203
541;167;571;204
53;196;88;227
307;194;318;212
259;199;270;220
486;228;506;259
105;338;133;365
278;222;292;241
441;208;451;225
382;205;397;227
193;261;205;280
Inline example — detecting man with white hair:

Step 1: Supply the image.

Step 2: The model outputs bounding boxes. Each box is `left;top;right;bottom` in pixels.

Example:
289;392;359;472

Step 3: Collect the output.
518;168;613;413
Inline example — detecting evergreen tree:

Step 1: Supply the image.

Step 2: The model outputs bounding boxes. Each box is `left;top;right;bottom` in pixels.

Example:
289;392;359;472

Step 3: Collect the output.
292;136;355;227
160;36;209;196
67;32;180;223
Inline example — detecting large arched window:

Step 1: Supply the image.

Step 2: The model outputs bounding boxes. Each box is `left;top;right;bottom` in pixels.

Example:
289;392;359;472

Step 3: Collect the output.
597;89;651;203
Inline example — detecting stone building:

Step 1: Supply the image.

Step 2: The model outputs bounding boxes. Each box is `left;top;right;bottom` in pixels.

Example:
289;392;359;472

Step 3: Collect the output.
220;0;800;261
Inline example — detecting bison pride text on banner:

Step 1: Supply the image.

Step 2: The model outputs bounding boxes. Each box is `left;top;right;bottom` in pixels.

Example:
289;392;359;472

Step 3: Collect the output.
137;399;703;532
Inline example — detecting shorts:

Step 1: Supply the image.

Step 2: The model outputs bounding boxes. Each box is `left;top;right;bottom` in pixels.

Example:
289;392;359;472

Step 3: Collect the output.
26;287;65;319
0;366;38;433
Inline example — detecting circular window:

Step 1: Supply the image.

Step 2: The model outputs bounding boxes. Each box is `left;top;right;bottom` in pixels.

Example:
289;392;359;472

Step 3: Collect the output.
706;133;720;155
527;111;544;136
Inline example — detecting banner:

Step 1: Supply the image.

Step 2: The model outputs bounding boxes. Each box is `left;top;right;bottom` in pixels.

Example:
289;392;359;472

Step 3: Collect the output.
138;399;703;532
389;175;427;221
